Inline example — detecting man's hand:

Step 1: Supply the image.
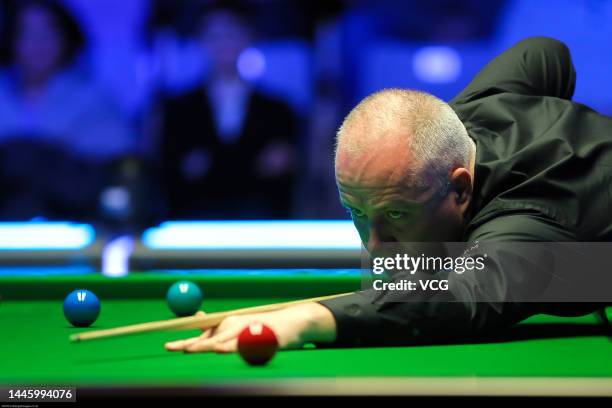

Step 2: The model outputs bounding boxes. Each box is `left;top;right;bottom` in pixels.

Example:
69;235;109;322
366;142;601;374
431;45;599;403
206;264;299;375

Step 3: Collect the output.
165;302;336;353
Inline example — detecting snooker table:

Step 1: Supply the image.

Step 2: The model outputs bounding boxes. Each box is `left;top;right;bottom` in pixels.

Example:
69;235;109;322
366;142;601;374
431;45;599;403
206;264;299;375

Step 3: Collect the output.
1;271;611;400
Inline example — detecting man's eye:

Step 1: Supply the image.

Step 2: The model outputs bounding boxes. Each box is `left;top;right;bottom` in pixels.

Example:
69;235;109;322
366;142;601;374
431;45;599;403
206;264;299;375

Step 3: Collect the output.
387;211;404;220
348;208;366;218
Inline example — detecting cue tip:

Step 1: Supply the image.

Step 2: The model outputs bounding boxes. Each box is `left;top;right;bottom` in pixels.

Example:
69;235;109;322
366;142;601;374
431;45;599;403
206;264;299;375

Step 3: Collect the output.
69;334;81;343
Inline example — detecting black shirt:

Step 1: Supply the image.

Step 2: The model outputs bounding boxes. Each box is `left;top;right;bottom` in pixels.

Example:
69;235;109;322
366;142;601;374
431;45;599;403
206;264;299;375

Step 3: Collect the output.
319;37;612;347
160;88;297;219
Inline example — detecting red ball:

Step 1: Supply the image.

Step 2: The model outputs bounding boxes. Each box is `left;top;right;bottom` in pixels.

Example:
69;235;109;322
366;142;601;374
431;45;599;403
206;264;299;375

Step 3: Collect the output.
237;322;278;366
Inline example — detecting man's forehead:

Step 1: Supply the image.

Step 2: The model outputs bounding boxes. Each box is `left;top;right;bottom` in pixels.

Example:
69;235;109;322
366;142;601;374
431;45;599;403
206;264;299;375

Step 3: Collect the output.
335;141;415;184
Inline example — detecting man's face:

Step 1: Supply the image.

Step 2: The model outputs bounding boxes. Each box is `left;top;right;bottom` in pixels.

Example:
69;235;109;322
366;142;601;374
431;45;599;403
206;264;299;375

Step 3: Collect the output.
199;11;252;75
335;134;471;255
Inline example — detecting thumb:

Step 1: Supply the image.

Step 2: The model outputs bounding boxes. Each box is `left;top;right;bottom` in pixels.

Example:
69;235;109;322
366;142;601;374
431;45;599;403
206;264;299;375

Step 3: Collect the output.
195;310;208;333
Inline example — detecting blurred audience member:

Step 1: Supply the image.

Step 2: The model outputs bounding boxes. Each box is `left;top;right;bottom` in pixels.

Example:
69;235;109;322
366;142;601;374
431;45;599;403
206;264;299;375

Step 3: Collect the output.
159;1;297;219
0;0;134;220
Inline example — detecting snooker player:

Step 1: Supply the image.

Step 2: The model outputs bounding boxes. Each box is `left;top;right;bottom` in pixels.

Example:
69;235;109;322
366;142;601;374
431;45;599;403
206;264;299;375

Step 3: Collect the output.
166;36;612;353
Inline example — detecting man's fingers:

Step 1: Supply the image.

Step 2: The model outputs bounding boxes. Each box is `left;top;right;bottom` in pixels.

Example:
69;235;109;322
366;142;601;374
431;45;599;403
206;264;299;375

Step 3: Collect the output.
165;336;202;351
193;311;211;333
185;325;244;353
213;339;238;354
199;329;213;340
165;330;211;351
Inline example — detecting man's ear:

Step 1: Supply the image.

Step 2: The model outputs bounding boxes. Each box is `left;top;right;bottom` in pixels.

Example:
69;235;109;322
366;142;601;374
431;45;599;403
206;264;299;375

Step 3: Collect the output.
450;167;472;205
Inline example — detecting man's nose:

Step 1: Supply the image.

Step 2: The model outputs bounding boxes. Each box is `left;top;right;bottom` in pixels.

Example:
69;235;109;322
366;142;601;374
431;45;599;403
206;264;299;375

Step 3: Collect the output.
367;226;397;255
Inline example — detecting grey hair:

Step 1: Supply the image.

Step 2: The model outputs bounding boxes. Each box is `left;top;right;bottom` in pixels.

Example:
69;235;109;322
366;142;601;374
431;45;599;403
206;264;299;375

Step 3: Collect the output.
335;88;473;194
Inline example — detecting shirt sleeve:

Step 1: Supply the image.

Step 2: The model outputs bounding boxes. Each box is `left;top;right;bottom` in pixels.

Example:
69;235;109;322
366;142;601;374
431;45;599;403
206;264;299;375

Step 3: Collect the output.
451;36;576;104
317;212;579;347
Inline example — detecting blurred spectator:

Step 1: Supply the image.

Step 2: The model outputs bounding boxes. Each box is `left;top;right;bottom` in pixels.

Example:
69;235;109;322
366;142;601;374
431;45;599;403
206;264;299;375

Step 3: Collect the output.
338;0;507;109
158;1;298;219
0;0;134;221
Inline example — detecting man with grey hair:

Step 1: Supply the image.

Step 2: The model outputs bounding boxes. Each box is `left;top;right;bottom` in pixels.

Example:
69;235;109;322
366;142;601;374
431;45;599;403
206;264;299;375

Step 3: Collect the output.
166;37;611;353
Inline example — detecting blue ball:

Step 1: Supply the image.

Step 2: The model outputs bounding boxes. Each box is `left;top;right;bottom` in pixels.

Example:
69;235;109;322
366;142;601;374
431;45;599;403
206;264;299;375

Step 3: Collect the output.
166;281;203;317
63;289;101;327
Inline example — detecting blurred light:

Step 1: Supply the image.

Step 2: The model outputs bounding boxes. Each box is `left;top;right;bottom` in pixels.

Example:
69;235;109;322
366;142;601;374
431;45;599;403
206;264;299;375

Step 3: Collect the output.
237;47;266;81
102;235;134;277
0;266;95;276
0;222;95;250
142;221;361;250
412;46;462;83
100;186;131;214
150;269;361;276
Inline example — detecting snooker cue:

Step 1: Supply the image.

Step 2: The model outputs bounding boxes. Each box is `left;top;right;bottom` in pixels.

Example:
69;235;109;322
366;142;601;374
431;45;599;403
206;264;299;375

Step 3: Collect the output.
69;291;354;343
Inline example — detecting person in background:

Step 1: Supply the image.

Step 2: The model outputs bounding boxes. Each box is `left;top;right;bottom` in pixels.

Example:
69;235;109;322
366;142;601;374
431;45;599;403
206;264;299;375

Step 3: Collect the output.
0;0;133;220
159;1;298;219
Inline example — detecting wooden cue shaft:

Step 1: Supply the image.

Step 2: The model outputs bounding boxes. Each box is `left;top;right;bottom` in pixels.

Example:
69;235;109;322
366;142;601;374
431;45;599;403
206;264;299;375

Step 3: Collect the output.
70;292;354;343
